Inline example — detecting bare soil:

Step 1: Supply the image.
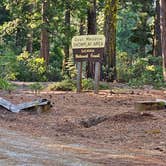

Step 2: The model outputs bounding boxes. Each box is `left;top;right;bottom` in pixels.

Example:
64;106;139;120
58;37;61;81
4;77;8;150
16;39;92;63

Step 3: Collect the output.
0;84;166;165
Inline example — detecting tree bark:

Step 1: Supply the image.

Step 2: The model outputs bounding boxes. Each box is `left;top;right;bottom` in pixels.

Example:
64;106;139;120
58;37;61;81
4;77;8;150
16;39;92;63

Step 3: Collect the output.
40;0;49;66
63;0;71;75
160;0;166;80
86;0;97;79
87;0;97;35
153;0;162;57
103;0;118;82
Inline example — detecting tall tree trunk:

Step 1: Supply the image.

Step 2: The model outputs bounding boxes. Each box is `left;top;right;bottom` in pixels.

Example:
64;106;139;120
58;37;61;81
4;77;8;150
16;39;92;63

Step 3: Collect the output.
103;0;118;82
86;0;97;79
160;0;166;80
87;0;97;34
63;0;71;75
40;0;49;66
153;0;162;57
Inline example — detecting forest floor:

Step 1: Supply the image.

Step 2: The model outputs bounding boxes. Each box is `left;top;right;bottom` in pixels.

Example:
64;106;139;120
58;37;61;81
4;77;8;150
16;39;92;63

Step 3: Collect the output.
0;83;166;165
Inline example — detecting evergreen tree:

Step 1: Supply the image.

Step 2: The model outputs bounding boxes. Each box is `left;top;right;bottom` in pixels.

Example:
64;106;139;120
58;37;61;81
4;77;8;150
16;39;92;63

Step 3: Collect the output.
104;0;118;81
160;0;166;80
86;0;97;79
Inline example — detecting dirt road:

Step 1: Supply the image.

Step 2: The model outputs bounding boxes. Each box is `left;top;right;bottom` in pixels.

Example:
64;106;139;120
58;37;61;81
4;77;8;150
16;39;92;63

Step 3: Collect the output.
0;127;99;166
0;126;165;166
0;86;166;165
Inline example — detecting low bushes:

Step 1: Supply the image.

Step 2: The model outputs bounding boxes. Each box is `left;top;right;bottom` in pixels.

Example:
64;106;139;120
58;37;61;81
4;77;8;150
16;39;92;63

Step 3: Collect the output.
49;79;110;91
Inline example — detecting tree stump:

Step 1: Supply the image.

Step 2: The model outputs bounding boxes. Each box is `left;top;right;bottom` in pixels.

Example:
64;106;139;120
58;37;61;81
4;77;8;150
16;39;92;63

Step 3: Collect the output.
135;101;165;111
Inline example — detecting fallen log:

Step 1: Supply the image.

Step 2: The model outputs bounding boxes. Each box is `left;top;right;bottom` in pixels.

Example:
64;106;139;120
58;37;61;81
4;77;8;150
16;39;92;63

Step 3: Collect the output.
135;100;165;111
0;97;51;113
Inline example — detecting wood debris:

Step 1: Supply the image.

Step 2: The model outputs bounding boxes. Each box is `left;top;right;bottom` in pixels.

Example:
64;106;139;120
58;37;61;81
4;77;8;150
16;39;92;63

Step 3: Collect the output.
0;97;51;113
135;99;166;111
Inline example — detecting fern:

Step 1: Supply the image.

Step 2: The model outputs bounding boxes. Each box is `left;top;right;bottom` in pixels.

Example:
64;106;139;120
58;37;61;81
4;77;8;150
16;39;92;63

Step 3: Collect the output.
65;56;77;79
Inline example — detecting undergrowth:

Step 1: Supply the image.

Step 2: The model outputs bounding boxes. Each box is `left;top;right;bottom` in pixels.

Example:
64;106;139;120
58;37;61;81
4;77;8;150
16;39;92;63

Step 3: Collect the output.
0;78;15;93
49;79;110;91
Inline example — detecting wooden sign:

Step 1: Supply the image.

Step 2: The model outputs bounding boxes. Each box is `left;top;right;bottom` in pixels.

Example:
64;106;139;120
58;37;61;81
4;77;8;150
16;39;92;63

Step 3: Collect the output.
72;35;105;62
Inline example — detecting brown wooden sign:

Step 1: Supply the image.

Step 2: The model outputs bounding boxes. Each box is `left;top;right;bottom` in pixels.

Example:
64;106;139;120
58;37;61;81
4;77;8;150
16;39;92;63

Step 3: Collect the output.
72;35;105;62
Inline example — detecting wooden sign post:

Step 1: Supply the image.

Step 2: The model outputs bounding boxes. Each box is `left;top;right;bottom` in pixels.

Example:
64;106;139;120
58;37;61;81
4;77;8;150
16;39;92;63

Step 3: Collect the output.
94;62;100;94
72;35;105;94
76;62;82;92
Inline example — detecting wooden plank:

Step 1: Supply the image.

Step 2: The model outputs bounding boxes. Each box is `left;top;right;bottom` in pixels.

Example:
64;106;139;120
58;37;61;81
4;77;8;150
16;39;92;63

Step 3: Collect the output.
0;98;51;113
17;99;51;113
0;97;20;113
76;62;82;93
17;99;50;110
94;62;100;94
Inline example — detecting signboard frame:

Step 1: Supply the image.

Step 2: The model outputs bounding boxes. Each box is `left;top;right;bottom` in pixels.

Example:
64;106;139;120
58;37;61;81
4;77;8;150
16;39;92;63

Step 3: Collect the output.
72;35;105;62
72;35;105;94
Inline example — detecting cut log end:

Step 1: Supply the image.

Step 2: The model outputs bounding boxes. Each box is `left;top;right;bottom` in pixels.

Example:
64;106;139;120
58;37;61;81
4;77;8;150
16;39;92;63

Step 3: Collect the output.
135;101;165;111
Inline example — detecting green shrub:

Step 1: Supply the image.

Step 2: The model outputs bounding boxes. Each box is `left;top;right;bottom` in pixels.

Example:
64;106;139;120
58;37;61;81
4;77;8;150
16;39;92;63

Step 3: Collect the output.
46;65;62;81
29;82;44;94
16;51;47;81
82;79;94;90
0;78;15;93
116;53;166;88
0;50;18;80
128;55;166;88
49;79;76;91
99;82;110;90
82;79;109;90
65;57;77;79
117;52;132;82
49;79;110;91
46;51;63;81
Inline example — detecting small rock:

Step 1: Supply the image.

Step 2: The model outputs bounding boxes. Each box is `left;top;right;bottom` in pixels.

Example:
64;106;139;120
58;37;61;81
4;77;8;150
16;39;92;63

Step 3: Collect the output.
154;147;164;152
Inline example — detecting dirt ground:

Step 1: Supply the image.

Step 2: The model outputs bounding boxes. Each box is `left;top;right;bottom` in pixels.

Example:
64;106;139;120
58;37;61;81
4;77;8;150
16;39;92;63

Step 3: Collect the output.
0;83;166;165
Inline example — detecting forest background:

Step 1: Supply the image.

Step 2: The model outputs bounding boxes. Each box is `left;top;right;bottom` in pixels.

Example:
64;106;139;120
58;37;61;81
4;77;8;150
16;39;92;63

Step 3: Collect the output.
0;0;166;89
